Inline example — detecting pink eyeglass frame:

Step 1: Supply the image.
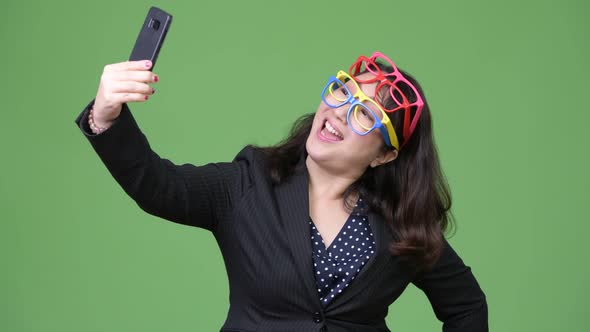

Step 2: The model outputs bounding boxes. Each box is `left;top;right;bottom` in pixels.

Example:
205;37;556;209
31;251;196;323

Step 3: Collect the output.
349;52;424;149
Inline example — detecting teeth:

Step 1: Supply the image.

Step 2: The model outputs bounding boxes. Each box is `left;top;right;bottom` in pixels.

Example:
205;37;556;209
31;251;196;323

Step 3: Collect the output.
325;121;343;139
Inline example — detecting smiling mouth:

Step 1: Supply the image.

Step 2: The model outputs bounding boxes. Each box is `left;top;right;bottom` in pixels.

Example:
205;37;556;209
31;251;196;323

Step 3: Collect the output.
319;119;344;141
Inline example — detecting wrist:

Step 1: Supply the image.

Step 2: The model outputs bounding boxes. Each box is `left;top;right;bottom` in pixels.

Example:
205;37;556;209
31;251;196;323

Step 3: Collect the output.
88;106;112;134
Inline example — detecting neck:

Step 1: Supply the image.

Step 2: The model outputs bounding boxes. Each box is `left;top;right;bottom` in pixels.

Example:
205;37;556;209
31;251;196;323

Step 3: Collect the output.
305;155;361;202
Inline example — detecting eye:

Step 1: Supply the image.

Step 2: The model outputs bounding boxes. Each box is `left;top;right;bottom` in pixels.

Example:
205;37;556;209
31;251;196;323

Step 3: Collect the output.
360;108;370;117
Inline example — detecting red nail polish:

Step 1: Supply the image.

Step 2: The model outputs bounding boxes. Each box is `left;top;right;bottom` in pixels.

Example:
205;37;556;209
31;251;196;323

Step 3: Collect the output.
145;95;149;100
154;75;159;82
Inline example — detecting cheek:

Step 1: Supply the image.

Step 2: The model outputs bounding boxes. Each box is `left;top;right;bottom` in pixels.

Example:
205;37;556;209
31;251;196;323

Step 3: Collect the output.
349;130;383;156
360;129;385;147
313;104;327;124
310;109;321;130
367;132;388;158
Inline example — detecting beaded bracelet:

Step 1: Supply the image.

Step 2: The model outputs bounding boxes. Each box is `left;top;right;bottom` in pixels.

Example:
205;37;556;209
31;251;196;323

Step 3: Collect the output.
88;106;108;135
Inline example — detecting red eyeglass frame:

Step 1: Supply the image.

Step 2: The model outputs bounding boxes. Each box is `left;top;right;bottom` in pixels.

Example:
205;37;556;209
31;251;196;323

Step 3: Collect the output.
349;52;424;149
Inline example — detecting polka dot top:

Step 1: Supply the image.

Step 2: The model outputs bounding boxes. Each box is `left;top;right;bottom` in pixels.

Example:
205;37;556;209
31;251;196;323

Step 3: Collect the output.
309;197;376;307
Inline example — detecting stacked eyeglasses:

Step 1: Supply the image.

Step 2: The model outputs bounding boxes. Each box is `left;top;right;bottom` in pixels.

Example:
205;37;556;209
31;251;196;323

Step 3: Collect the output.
321;52;424;150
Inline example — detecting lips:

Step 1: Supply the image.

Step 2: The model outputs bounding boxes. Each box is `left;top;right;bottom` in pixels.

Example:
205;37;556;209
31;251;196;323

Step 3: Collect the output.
318;119;344;142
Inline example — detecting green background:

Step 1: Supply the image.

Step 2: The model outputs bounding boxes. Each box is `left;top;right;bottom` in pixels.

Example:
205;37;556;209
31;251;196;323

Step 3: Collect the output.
1;0;588;330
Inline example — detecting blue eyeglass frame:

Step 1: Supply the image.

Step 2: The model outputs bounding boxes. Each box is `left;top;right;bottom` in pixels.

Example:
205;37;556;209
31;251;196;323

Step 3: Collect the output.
320;76;393;148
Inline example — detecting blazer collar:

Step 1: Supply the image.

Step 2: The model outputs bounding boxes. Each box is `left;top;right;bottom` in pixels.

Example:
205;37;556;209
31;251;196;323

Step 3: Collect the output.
327;209;394;313
273;150;319;307
273;150;393;311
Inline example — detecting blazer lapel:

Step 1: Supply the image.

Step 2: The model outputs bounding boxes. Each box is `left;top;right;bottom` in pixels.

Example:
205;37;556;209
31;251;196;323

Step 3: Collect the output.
273;150;396;312
325;210;394;312
273;155;321;307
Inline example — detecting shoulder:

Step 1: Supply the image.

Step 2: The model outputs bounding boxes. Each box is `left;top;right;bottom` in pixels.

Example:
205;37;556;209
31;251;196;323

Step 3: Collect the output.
232;144;307;186
230;145;273;186
232;145;269;167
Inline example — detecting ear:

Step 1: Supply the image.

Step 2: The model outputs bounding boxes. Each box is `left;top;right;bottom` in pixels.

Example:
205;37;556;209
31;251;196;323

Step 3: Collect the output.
370;149;398;168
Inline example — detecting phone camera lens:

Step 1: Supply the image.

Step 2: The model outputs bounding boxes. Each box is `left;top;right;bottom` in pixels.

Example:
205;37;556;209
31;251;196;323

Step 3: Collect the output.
148;18;160;30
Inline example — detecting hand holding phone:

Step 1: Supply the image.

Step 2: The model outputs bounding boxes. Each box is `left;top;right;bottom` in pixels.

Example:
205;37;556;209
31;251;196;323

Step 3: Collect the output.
91;7;173;129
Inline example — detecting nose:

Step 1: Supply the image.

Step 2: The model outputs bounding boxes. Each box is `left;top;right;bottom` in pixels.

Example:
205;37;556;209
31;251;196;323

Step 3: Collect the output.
332;104;348;124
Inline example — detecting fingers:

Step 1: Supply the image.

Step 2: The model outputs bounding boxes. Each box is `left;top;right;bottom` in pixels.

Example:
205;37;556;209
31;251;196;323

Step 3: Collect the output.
111;92;153;105
94;60;159;119
110;81;155;95
107;70;158;83
104;60;153;72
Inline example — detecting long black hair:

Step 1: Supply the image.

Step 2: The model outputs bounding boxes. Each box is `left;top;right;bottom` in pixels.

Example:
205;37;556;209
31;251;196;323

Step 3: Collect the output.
254;65;455;273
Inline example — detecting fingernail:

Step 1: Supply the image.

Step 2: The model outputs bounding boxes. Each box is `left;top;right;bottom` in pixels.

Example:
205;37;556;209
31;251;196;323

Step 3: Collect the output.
145;95;149;100
152;88;155;94
145;61;152;68
154;75;159;82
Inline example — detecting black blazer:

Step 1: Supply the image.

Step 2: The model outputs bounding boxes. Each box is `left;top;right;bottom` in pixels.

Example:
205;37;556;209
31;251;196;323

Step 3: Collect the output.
75;100;488;332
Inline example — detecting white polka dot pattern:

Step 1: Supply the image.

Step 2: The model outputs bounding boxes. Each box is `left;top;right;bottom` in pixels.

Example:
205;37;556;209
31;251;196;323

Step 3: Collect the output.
309;198;375;307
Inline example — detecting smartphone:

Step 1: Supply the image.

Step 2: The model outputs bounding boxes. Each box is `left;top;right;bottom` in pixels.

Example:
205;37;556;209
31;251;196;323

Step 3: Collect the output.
129;6;173;71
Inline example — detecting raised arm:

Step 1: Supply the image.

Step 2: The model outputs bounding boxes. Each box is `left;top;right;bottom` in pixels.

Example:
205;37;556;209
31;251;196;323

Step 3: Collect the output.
411;238;488;332
74;60;251;232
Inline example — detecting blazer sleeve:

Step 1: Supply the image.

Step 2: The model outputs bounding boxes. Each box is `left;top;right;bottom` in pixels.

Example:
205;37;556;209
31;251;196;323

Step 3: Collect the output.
74;99;252;233
411;238;488;332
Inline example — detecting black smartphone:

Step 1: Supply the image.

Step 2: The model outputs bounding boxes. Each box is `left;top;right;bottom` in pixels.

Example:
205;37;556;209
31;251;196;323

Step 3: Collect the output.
129;6;173;71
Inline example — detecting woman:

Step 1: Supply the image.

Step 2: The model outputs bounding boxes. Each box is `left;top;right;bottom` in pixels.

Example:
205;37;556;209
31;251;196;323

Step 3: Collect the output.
75;52;488;331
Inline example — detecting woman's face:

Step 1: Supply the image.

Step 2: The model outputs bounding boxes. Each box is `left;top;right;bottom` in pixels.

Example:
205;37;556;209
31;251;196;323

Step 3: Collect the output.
306;72;398;177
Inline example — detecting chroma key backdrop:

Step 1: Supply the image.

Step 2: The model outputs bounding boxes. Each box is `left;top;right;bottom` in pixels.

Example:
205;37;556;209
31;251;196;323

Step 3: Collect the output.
1;0;588;331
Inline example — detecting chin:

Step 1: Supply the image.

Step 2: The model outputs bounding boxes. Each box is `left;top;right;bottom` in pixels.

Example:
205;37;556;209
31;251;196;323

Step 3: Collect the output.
306;134;339;165
305;134;325;162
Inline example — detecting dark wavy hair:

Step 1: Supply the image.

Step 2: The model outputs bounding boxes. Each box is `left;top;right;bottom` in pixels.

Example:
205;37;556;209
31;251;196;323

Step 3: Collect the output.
253;64;455;273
